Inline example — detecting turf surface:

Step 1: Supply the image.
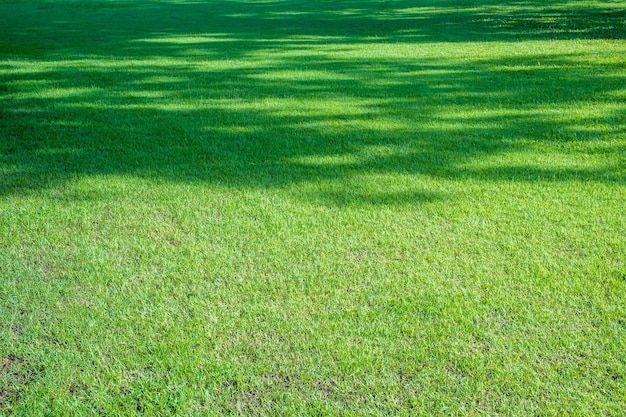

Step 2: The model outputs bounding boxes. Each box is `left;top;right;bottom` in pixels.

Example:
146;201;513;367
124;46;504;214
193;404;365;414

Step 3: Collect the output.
1;0;626;415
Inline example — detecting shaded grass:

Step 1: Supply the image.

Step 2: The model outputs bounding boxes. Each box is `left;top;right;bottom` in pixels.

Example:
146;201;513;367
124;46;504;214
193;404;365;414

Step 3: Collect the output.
1;0;626;415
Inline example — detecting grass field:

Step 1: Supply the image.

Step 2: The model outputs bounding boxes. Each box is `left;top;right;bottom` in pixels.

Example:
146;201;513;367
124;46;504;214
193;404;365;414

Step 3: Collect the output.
1;0;626;415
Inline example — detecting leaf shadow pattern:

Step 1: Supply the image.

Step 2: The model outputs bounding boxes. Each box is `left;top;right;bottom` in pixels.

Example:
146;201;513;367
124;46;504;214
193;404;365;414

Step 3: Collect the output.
1;0;625;206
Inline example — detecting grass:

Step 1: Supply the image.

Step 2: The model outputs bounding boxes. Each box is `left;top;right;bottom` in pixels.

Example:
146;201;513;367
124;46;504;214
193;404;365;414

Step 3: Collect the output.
1;0;625;415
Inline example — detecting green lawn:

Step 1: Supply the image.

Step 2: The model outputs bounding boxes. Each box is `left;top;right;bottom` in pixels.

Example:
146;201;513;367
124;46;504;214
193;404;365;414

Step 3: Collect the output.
1;0;625;415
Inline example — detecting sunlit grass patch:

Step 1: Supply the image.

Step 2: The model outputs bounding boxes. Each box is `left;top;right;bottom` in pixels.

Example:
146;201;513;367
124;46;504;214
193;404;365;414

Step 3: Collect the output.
1;0;625;415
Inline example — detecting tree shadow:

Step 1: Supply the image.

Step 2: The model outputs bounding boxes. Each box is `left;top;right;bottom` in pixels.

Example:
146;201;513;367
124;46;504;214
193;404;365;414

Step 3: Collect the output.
1;0;625;205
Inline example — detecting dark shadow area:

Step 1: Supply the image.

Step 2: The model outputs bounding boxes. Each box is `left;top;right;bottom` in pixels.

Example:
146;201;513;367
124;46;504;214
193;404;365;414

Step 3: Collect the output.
1;0;625;205
2;0;626;56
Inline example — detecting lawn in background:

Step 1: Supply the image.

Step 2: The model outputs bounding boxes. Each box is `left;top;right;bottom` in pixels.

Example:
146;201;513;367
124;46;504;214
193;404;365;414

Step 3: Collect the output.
1;0;625;415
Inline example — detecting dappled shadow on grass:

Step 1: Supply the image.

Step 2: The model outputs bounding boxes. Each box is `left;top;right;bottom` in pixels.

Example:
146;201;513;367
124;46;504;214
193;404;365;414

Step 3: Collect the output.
1;0;625;206
2;0;626;58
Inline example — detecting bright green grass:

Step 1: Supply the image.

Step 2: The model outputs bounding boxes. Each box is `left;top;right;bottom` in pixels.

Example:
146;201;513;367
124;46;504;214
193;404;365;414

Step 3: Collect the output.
1;0;626;415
